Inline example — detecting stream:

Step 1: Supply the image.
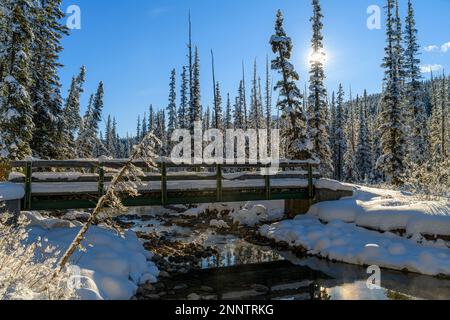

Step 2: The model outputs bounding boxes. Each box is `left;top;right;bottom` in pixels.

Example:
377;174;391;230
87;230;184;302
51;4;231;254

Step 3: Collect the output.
119;206;450;301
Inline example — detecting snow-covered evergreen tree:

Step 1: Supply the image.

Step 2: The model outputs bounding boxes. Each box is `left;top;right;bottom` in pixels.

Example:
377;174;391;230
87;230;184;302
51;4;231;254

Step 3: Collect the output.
178;66;188;129
308;0;332;175
376;0;408;185
0;0;34;160
167;69;177;139
61;66;85;158
343;91;358;182
270;10;313;160
429;73;449;164
148;104;155;133
136;115;141;144
189;47;202;132
333;85;346;181
249;61;265;130
404;0;428;166
213;82;223;129
265;56;273;130
225;93;233;129
155;110;167;156
75;83;105;158
356;90;373;181
29;0;68;159
234;81;245;129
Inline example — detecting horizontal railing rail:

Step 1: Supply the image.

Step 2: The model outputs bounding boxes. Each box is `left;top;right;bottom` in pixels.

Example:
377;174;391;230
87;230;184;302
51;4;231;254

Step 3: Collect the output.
8;159;320;211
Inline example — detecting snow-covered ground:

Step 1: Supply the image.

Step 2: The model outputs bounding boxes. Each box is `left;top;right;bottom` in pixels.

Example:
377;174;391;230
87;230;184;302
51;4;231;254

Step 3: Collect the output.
260;186;450;277
22;212;159;300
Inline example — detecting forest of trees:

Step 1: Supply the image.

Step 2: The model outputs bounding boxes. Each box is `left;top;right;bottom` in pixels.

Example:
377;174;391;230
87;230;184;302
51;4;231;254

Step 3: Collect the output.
0;0;448;190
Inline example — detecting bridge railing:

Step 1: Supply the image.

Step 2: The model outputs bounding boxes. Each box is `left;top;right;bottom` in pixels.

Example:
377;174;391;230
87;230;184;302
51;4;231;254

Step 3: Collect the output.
9;159;320;210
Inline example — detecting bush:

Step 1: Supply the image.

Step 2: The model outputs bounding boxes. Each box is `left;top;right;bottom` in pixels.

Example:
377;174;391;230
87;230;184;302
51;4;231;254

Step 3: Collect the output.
0;160;11;182
0;213;78;300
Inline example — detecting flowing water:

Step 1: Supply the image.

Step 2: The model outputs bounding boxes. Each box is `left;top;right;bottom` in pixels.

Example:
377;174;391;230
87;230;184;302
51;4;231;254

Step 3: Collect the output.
124;207;450;301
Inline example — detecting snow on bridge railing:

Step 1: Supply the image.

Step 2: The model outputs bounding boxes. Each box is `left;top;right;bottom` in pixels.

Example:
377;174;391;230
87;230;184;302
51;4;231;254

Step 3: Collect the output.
9;158;320;169
9;159;321;210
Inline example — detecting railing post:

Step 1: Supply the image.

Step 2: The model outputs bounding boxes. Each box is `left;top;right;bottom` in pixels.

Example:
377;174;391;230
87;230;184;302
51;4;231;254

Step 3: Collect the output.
24;161;32;210
265;164;271;201
161;162;167;205
308;163;314;199
216;164;222;202
98;164;105;199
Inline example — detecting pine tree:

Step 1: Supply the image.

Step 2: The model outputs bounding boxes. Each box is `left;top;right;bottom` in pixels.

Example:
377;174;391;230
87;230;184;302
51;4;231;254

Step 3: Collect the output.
376;0;408;185
404;0;428;165
167;69;177;138
148;104;155;132
29;0;68;159
333;85;346;181
61;66;85;158
0;0;34;160
213;82;223;129
270;10;313;160
242;63;248;129
76;85;105;158
234;81;245;129
265;56;273;130
179;66;189;129
105;115;112;153
155;110;167;155
249;61;265;130
225;93;233;129
204;105;211;130
356;90;373;181
142;113;148;138
136;115;141;144
343;92;358;182
308;0;332;175
111;117;118;157
189;47;202;131
429;73;449;163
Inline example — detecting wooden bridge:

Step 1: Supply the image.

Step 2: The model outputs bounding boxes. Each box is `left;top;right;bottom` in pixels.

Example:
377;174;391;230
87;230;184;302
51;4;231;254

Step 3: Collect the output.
7;160;353;213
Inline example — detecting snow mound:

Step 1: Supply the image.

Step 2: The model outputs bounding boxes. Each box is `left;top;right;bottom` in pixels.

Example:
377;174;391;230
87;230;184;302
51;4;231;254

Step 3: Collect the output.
260;216;450;276
24;212;158;300
307;186;450;237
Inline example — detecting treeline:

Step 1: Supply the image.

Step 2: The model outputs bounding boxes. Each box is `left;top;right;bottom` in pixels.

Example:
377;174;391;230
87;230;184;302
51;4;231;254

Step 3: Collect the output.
1;0;448;191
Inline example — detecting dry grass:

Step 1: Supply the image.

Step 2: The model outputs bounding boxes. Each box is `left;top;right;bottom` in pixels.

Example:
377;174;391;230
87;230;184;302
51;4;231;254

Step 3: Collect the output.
0;160;11;182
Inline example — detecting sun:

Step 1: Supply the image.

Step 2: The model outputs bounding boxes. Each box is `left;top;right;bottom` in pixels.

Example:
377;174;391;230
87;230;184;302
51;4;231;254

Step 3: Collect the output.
308;49;328;66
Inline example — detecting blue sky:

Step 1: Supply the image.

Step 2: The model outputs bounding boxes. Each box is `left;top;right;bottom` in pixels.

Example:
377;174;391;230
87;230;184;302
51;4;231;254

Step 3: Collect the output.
59;0;450;136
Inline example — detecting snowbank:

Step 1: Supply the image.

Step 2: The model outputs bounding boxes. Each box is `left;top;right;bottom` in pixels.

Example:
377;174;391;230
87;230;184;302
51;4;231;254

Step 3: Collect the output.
178;201;285;227
260;216;450;277
0;182;24;201
24;212;158;300
260;185;450;277
308;186;450;236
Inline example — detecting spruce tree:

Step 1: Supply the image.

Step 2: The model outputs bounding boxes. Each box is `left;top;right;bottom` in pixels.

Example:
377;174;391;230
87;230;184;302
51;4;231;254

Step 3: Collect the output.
265;56;273;130
234;81;245;129
61;66;85;158
167;69;177;137
179;66;188;129
148;104;155;132
189;47;202;131
29;0;68;159
213;82;223;129
225;93;233;129
356;90;373;181
270;10;313;160
376;0;408;185
343;91;358;182
0;0;34;160
308;0;332;175
333;85;346;181
404;0;428;165
429;73;449;163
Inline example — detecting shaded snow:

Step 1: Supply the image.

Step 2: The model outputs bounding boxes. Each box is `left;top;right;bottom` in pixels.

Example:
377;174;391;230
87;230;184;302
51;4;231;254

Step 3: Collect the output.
23;212;158;300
